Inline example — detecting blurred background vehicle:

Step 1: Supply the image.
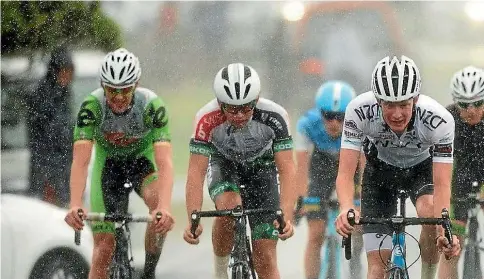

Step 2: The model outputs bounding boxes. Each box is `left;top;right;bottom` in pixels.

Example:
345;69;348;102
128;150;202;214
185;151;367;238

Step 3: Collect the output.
1;193;93;279
1;49;106;195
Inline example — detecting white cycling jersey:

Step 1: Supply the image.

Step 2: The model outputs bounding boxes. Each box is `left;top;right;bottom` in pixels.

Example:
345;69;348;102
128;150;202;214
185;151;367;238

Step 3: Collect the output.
341;92;455;168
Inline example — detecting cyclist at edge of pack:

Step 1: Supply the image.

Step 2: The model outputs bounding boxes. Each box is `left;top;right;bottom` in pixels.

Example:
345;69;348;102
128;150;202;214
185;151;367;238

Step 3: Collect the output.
183;63;296;279
438;66;484;279
64;48;175;279
294;80;363;279
334;55;461;279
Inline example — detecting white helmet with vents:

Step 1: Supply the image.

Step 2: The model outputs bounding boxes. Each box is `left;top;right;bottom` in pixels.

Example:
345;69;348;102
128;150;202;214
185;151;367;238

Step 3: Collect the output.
450;66;484;102
371;55;421;102
100;48;141;88
213;63;261;105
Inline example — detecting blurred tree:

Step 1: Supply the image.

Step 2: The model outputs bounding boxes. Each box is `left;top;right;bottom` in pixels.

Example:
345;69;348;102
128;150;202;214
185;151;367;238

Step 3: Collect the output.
1;1;122;55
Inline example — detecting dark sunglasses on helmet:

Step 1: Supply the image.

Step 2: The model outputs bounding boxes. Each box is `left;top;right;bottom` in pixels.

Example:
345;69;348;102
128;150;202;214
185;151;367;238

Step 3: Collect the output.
321;111;345;121
221;100;257;114
457;100;484;109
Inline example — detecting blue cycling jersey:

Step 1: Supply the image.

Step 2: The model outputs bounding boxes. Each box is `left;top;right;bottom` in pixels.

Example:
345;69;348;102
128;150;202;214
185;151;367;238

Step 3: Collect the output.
295;108;341;154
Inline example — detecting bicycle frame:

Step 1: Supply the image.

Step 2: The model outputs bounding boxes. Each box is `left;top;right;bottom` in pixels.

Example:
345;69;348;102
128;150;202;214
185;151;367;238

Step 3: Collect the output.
461;183;484;279
74;212;157;279
190;206;285;279
387;191;410;278
320;199;342;279
343;190;454;279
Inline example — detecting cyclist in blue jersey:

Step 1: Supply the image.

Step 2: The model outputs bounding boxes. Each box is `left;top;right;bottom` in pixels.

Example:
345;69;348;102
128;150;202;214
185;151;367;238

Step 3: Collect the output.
295;81;362;279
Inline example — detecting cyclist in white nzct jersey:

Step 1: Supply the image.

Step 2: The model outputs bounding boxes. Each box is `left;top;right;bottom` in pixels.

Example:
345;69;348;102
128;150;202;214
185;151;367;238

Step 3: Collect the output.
334;55;461;279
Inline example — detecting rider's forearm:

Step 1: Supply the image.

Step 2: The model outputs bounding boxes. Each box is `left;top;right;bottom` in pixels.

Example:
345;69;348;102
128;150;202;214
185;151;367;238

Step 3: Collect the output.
154;143;174;211
70;160;89;208
155;161;174;211
185;172;205;221
69;141;92;208
336;174;355;211
433;162;453;235
279;164;297;221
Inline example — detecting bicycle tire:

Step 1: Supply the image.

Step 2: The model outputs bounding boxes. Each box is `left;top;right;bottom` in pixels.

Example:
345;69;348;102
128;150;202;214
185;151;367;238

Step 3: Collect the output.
464;216;482;278
326;236;338;279
388;268;406;279
463;216;483;279
110;228;133;279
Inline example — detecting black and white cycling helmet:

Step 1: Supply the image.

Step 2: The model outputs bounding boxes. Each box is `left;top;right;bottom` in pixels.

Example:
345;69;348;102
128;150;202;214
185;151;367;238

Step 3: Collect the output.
450;66;484;102
100;48;141;88
371;55;421;102
213;63;261;106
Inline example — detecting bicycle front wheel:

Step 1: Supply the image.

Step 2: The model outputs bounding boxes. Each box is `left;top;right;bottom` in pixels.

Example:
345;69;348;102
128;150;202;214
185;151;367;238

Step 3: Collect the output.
110;229;133;279
388;268;407;279
232;265;250;279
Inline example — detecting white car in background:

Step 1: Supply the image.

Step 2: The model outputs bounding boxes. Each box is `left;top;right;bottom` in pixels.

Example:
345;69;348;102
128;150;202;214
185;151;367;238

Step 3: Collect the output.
1;194;93;279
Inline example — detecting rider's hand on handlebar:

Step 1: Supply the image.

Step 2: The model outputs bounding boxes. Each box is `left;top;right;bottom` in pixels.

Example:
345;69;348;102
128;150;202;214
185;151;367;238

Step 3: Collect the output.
335;208;360;238
152;208;175;234
183;223;203;245
436;235;461;259
65;206;87;231
274;219;294;241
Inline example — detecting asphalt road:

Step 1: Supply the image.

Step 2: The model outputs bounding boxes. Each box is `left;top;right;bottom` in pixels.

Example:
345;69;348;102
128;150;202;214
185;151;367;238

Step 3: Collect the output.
125;186;484;279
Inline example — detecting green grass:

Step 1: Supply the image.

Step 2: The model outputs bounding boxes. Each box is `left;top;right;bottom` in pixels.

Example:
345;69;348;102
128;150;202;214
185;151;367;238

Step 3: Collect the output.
156;83;214;176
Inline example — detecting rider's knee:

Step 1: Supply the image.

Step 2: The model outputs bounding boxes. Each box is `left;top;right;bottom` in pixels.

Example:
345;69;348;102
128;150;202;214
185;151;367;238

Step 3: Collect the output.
416;195;434;217
214;192;242;210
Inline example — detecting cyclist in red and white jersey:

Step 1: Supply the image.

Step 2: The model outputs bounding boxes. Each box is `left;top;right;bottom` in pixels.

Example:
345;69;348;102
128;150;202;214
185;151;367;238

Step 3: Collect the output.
438;66;484;279
183;63;296;279
334;55;461;279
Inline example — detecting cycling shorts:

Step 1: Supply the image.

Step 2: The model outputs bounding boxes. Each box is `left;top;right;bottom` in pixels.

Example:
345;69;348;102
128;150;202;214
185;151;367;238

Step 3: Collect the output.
90;147;158;234
207;154;280;240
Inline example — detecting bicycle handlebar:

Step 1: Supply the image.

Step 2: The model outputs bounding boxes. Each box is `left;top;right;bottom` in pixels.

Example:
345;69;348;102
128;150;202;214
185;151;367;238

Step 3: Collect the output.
74;210;162;245
342;208;453;260
190;206;286;238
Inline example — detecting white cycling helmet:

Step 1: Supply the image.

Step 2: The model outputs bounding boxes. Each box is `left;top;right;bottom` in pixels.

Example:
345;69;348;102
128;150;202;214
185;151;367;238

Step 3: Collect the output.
213;63;261;106
371;55;421;102
100;48;141;88
450;66;484;102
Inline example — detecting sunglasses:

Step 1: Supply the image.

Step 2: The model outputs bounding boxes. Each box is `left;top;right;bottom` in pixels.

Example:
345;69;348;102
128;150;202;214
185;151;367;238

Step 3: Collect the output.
221;101;257;114
457;100;484;109
103;85;135;96
322;111;345;121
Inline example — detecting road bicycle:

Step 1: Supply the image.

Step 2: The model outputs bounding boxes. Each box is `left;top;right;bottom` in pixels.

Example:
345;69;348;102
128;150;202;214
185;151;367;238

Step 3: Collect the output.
297;196;362;279
343;189;454;279
458;181;484;278
75;211;161;279
190;205;285;279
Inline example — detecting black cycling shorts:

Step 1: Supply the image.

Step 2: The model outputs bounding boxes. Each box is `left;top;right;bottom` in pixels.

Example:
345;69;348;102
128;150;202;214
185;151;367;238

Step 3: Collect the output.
361;156;434;235
207;154;280;240
306;149;338;220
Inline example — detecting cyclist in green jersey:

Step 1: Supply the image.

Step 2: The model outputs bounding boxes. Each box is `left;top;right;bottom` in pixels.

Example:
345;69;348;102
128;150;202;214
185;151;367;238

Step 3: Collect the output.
64;48;175;279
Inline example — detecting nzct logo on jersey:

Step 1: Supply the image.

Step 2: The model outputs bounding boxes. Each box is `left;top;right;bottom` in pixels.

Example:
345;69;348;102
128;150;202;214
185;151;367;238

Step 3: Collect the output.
354;104;381;122
416;107;447;131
